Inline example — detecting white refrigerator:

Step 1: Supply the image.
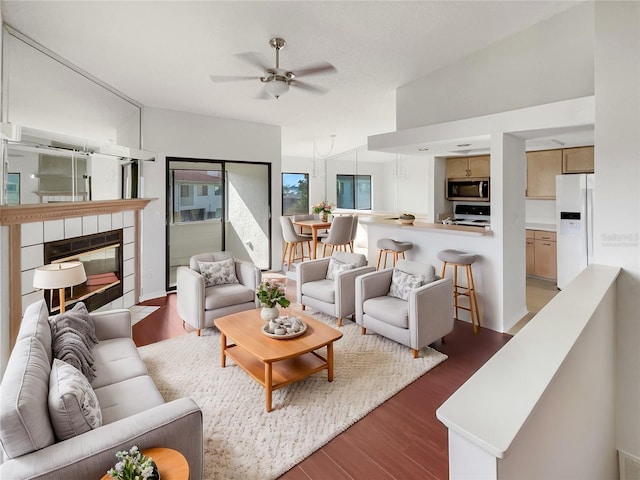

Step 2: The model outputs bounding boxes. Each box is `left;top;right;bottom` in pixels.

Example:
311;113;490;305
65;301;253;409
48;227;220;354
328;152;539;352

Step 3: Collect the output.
555;173;594;290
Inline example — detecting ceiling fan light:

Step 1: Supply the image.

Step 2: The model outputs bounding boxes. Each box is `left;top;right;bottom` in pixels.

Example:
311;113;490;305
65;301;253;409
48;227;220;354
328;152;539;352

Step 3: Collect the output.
265;79;289;99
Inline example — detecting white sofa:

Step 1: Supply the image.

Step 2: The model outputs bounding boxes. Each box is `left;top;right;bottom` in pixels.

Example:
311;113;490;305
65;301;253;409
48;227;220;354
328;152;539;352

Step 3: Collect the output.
0;299;203;479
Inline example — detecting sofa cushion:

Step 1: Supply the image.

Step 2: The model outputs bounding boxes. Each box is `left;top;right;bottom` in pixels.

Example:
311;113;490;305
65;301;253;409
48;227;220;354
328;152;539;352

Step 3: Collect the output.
198;258;239;287
301;279;336;304
0;337;55;458
48;359;103;440
325;257;356;280
91;338;148;389
364;296;410;329
16;299;52;363
94;376;165;425
204;283;255;310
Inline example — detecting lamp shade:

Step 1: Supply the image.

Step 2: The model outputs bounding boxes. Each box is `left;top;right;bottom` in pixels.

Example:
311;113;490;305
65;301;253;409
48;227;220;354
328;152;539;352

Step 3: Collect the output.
264;79;289;99
33;262;87;289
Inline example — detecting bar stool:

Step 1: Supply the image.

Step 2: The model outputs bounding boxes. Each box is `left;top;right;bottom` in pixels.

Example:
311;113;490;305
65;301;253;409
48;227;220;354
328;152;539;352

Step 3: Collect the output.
376;238;413;269
437;249;481;333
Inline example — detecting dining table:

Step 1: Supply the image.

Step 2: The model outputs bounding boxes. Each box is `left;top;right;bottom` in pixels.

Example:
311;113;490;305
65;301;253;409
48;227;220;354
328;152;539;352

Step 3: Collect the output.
291;219;332;259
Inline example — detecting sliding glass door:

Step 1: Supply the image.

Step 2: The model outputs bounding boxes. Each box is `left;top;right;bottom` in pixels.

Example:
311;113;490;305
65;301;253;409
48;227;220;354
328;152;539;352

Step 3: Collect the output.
166;158;271;290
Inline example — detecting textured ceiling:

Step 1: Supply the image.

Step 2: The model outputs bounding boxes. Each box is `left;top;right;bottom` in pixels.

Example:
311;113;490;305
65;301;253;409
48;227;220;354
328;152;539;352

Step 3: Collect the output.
1;1;578;158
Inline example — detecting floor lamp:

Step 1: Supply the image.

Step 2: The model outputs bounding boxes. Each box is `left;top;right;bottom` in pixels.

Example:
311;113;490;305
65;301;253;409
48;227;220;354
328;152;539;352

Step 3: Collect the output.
33;262;87;313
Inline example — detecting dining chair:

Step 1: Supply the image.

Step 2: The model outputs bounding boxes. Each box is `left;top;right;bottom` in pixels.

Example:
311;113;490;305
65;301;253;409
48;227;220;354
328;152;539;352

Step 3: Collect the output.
320;215;354;257
280;216;312;267
349;214;358;252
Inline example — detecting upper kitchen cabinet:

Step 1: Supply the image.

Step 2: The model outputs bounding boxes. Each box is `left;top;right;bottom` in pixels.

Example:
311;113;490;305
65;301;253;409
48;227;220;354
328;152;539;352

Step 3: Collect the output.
526;149;562;199
446;155;490;178
562;146;594;174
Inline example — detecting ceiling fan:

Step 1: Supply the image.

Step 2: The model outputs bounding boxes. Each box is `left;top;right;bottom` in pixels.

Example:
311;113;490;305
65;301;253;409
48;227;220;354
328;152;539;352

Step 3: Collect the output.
209;37;337;99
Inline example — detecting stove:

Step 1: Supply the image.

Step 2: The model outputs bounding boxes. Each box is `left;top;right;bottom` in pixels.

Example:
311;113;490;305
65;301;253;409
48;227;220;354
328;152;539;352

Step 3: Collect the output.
450;204;491;227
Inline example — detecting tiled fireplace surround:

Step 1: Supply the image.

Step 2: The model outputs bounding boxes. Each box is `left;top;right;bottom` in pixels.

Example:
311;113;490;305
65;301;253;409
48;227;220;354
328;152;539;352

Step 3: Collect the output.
1;199;152;347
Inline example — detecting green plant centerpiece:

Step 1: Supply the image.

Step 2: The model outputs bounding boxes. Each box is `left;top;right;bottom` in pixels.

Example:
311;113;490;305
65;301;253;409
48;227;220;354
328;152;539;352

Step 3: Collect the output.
257;280;291;321
399;213;415;225
107;446;159;480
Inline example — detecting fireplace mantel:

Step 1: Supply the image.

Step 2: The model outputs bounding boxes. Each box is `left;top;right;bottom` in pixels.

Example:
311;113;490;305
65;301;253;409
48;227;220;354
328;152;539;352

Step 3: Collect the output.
0;198;155;225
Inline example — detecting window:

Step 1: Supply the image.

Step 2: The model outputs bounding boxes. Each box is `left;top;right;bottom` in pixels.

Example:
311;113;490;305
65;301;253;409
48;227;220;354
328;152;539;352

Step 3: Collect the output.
197;185;208;196
337;175;371;210
282;173;309;214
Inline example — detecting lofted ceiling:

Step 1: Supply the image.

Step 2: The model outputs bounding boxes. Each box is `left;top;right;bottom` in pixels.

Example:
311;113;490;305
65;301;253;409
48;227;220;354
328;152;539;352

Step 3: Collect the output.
1;1;579;158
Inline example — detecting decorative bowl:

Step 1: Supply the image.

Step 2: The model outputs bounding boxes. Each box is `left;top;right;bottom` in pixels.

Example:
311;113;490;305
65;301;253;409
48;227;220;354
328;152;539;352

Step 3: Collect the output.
261;316;307;339
399;218;414;225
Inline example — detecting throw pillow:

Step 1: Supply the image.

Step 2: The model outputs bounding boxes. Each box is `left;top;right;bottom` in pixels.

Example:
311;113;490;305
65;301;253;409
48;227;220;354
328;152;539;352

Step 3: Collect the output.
48;359;102;441
49;302;97;383
388;268;426;301
198;257;239;287
326;258;356;280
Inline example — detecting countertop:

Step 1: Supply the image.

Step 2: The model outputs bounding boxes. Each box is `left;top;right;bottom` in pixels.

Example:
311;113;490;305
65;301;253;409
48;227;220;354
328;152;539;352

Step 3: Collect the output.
526;223;556;232
359;215;492;236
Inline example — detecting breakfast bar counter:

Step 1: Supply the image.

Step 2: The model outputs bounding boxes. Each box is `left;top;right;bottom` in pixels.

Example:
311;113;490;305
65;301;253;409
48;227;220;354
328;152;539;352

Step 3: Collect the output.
358;214;519;333
359;215;493;236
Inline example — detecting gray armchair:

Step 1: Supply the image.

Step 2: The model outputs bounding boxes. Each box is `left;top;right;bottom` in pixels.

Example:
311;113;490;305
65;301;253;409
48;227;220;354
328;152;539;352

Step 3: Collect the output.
297;251;375;326
177;251;261;335
355;259;454;357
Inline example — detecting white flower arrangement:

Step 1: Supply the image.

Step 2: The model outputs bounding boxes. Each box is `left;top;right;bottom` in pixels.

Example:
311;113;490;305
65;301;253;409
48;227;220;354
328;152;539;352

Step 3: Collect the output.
107;446;158;480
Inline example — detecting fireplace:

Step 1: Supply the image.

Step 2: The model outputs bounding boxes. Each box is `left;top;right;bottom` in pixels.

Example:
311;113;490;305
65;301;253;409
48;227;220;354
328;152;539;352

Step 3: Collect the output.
43;229;124;313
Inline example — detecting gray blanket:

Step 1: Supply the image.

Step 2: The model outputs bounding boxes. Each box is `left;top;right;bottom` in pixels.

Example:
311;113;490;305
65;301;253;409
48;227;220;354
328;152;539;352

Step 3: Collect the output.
49;302;98;382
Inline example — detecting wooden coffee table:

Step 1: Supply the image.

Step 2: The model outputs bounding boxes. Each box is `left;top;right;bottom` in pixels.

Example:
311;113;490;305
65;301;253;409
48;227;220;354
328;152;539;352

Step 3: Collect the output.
214;309;343;412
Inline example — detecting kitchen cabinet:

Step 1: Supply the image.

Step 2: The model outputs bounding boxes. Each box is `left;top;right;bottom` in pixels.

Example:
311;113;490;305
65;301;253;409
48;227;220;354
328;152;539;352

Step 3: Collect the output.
526;150;562;199
562;146;594;174
526;230;557;280
447;155;490;178
526;230;535;275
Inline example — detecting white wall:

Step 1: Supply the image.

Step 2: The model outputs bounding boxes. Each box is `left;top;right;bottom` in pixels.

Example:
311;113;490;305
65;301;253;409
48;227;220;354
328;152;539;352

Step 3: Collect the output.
396;2;594;130
140;107;281;300
593;0;640;461
493;133;527;332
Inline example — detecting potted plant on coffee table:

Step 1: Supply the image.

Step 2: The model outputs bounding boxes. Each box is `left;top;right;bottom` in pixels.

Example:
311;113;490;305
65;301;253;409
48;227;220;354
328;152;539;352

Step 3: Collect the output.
257;280;291;321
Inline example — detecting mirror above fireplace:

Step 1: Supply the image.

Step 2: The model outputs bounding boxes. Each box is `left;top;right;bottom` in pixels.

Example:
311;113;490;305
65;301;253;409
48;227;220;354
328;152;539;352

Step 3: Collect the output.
1;124;155;205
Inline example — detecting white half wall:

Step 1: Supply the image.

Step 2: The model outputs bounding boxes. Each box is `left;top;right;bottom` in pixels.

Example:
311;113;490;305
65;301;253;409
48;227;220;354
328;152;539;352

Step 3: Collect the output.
396;2;594;130
140;107;281;300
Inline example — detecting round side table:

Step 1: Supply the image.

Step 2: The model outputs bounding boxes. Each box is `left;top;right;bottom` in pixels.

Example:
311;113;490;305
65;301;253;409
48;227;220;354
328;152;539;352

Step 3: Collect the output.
100;447;189;480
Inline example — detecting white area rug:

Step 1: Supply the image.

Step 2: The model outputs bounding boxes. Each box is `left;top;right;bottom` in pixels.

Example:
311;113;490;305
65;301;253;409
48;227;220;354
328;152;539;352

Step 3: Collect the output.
138;311;447;480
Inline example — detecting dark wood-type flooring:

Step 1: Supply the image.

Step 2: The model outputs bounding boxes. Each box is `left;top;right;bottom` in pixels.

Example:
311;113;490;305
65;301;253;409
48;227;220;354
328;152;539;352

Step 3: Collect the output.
133;279;511;480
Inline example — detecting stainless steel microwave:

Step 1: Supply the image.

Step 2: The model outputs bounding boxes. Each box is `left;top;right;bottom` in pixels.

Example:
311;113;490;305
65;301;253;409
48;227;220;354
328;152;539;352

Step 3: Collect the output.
446;178;490;201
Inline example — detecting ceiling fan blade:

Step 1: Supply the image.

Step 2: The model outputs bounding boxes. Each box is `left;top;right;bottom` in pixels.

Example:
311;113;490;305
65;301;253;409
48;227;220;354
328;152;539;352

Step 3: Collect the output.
291;79;330;95
209;74;260;83
235;51;270;72
293;62;337;77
